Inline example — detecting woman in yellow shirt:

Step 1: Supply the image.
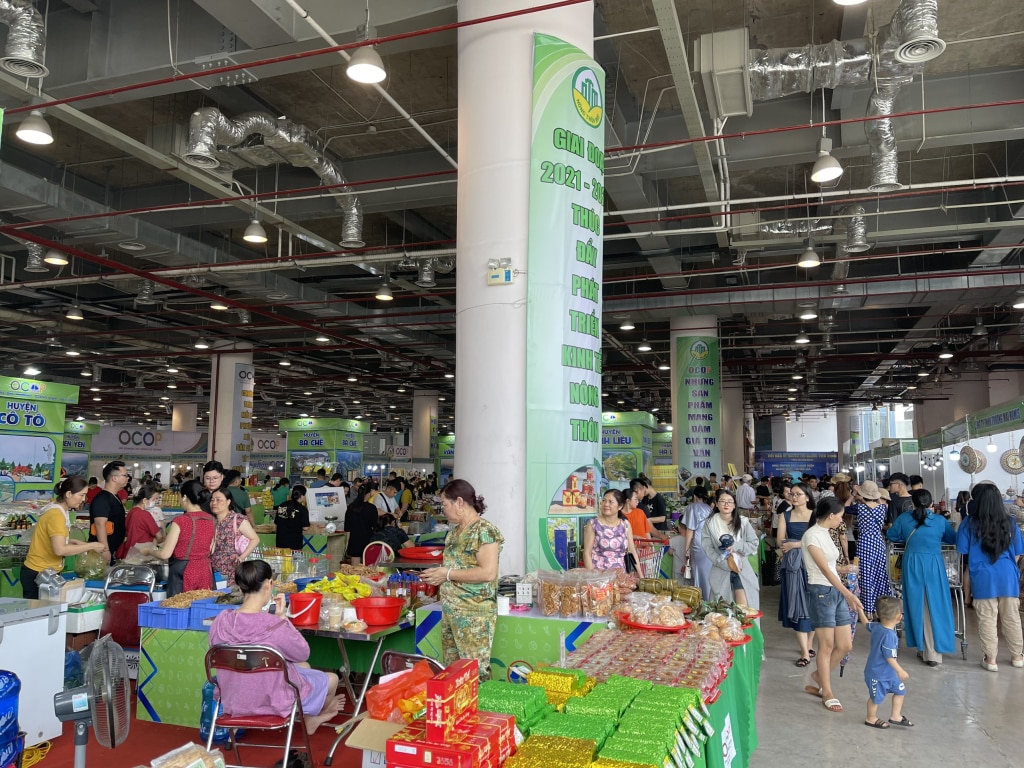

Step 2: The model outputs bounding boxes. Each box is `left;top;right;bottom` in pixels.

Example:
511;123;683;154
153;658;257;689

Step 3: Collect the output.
21;477;107;599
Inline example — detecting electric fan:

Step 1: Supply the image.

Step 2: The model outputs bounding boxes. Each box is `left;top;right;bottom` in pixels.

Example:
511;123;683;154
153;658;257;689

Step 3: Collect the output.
53;635;131;768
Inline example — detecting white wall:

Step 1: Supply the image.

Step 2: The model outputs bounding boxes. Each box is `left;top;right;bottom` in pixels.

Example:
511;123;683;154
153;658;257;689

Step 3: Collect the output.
770;410;838;452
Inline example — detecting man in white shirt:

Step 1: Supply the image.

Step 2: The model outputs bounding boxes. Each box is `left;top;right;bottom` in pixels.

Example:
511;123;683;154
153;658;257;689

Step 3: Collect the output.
374;480;401;517
735;474;756;513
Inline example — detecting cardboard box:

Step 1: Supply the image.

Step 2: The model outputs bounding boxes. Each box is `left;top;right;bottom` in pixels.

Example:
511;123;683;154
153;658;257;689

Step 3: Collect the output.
345;717;406;768
425;659;479;744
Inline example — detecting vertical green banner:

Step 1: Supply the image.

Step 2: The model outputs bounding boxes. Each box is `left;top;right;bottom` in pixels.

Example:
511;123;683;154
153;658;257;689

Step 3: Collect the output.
526;34;606;571
674;336;721;484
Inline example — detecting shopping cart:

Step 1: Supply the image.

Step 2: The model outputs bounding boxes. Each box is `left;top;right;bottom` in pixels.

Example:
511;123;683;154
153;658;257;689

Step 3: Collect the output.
634;537;671;579
886;541;967;660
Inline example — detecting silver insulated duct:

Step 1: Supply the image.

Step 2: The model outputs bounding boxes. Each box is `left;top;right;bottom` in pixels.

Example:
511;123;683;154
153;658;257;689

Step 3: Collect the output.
0;0;47;77
184;107;364;248
22;242;47;272
842;205;870;252
866;0;945;192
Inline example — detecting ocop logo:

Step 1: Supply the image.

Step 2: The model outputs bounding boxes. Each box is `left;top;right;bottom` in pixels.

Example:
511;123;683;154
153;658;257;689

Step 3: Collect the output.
571;66;603;128
118;430;162;447
8;379;45;393
690;340;711;361
256;439;279;450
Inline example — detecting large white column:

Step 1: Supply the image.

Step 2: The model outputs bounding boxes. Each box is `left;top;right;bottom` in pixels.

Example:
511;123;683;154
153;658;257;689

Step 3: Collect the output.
670;316;721;483
836;406;858;469
208;344;254;471
720;384;744;473
456;0;593;575
411;390;438;459
172;402;197;432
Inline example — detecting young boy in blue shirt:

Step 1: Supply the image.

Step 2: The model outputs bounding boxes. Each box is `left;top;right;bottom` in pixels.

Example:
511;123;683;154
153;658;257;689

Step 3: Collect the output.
864;596;913;728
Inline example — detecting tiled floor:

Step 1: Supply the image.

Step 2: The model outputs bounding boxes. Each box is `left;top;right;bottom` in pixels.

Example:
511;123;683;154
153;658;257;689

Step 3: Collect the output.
750;586;1023;765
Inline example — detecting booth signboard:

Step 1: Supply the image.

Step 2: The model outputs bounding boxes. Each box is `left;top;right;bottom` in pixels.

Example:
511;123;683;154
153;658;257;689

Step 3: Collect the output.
280;418;369;484
62;420;99;479
653;430;674;465
968;400;1024;438
601;412;654;491
0;377;77;502
755;451;839;478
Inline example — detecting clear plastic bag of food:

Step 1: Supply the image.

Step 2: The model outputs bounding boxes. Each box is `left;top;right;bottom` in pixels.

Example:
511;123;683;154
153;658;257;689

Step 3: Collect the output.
559;571;585;618
582;571;615;619
537;570;563;617
625;591;654;624
655;601;688;627
720;616;746;642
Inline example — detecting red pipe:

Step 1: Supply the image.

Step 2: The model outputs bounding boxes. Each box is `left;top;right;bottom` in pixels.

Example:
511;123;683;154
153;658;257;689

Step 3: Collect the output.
5;0;591;116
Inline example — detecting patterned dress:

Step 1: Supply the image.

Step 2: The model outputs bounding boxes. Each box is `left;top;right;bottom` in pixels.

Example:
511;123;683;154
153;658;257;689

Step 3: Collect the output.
439;518;505;680
850;501;891;614
171;511;216;595
587;518;629;570
211;511;248;586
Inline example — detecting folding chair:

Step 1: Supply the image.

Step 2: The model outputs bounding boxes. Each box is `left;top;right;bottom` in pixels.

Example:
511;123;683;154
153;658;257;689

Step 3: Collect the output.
362;541;395;566
205;644;317;768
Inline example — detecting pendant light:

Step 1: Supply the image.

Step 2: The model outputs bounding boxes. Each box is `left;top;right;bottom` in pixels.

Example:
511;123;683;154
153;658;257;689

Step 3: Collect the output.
986;437;998;453
797;242;821;269
66;303;84;321
347;5;386;84
949;446;960;461
938;343;953;360
637;339;652;352
243;217;268;244
619;318;635;331
375;277;394;301
810;138;843;183
16;110;53;145
210;293;229;311
795;327;811;344
194;337;210;349
44;248;68;266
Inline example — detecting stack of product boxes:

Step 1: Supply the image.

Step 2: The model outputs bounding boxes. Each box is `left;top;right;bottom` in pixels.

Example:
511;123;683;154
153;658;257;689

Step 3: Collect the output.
0;672;23;768
387;660;516;768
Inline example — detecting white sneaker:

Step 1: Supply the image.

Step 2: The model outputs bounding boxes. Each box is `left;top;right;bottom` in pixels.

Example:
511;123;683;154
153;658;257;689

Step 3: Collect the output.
1011;656;1024;668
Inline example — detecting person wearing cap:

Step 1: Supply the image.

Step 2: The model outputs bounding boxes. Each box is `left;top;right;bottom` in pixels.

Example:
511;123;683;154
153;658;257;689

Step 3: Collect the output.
847;480;892;621
886;473;914;525
735;474;756;515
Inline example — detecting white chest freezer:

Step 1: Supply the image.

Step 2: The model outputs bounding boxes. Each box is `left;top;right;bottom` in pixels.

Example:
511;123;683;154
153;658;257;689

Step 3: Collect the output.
0;598;67;744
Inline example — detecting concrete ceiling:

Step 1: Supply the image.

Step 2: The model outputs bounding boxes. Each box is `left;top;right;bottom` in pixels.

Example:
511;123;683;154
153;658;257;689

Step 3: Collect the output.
0;0;1021;431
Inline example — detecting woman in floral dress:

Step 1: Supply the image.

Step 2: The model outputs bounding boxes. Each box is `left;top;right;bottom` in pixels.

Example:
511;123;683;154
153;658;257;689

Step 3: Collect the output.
210;487;260;586
583;489;639;571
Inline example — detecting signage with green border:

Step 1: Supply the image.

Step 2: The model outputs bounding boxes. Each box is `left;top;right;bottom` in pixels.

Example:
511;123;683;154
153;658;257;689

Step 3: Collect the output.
967;400;1024;438
918;431;942;452
525;34;606;572
602;411;654;489
0;376;79;404
674;336;721;482
279;418;369;433
653;430;674;465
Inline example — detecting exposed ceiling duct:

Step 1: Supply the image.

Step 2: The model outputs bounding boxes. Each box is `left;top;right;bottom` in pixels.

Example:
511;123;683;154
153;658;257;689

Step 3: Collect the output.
0;0;47;78
867;0;945;191
842;205;870;253
183;107;364;248
701;0;946;192
22;242;46;273
758;219;832;238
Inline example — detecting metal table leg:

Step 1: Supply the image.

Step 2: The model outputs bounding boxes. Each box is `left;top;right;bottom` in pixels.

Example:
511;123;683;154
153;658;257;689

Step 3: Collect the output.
324;636;387;765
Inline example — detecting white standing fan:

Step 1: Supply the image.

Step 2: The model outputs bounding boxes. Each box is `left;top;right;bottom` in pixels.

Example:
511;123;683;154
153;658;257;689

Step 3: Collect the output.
53;635;131;768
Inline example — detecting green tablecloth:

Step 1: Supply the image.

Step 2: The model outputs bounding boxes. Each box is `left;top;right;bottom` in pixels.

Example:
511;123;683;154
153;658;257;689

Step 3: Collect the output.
704;623;762;768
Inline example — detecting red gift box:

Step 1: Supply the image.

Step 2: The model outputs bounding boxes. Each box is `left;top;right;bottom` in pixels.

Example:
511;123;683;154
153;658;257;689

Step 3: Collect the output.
425;659;479;743
470;712;516;761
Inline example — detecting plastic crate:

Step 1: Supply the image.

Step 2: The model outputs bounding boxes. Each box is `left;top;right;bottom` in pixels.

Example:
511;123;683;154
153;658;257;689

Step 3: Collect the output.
137;602;190;630
189;597;239;632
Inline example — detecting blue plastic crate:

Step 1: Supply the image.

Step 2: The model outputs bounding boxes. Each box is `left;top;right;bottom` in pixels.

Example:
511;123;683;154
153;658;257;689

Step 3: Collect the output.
138;602;190;630
189;598;239;632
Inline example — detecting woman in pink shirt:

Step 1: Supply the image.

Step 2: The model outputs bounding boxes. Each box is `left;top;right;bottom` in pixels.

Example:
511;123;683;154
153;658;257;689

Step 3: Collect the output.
209;560;344;734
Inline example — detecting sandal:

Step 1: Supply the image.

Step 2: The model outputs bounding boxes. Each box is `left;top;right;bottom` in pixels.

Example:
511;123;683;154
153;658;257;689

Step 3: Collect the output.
864;719;890;729
888;716;914;727
804;685;822;698
808;649;816;658
822;698;843;713
795;657;811;667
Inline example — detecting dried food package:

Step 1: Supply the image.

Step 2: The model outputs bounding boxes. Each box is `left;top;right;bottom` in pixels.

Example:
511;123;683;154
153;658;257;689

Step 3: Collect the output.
537;570;563;617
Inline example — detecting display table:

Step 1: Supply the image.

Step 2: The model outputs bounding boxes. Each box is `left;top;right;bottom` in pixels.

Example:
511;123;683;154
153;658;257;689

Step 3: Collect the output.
704;623;763;768
255;531;348;563
414;603;609;682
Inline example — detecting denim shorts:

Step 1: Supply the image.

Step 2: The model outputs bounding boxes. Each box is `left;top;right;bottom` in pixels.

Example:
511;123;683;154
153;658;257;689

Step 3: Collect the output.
806;584;852;629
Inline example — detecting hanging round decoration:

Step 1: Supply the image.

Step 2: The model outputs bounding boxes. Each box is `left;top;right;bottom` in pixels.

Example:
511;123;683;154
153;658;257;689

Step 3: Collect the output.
1000;449;1024;475
1019;433;1024;459
959;446;982;474
976;452;988;473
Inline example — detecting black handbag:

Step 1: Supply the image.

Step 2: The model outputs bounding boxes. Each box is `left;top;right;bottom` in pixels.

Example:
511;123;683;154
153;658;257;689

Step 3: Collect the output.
624;552;638;575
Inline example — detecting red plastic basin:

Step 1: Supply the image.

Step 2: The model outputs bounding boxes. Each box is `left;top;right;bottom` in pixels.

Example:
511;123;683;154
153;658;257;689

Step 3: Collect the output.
352;596;405;626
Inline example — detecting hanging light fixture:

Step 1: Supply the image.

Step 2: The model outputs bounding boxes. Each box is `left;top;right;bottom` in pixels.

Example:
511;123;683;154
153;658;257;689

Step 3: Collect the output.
80;367;92;377
938;343;954;360
987;437;998;453
949;446;961;461
315;331;331;343
810;137;843;183
833;0;868;5
210;293;229;311
797;303;818;320
637;339;652;352
24;364;41;376
795;327;811;344
65;303;84;321
917;366;930;377
43;248;68;266
657;362;670;371
797;241;821;269
65;347;80;357
16;110;54;145
619;318;635;331
243;217;268;244
194;337;210;349
971;316;988;337
375;277;394;301
347;6;386;84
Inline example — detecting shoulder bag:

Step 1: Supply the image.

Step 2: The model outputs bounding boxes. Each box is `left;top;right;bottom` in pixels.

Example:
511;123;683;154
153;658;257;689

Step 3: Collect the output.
893;525;918;573
232;514;250;556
